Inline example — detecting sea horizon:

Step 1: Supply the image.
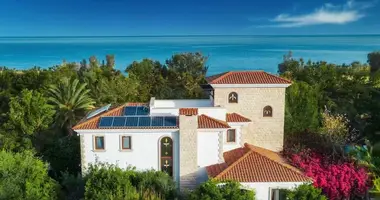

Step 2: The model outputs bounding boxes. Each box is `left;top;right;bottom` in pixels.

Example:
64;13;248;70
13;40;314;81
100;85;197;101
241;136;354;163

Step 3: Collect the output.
1;35;379;75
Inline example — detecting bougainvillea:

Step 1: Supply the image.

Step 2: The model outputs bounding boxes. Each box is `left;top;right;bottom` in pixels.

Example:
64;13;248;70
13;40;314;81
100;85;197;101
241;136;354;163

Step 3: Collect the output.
289;149;371;200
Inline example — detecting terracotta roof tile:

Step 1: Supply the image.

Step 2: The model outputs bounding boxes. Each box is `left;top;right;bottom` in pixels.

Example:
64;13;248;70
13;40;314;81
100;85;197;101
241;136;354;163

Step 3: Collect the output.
198;115;230;129
226;113;251;123
73;103;149;130
179;108;198;116
206;143;311;182
206;71;291;84
206;163;228;178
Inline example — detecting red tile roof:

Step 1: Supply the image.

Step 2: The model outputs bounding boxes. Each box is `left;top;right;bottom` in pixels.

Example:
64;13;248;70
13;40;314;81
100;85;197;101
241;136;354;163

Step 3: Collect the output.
206;71;291;84
179;108;198;116
198;115;231;129
226;113;251;123
206;143;311;183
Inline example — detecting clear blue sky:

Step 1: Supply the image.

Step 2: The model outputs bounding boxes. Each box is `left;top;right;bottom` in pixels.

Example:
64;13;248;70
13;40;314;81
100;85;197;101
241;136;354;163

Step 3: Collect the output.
0;0;379;36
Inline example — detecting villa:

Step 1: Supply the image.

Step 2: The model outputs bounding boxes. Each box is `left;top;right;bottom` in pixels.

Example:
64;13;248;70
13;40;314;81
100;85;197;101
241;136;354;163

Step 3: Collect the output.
73;71;311;200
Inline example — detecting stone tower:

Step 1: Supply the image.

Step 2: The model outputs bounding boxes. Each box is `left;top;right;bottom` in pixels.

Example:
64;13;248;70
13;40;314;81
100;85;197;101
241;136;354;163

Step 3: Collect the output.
206;71;291;152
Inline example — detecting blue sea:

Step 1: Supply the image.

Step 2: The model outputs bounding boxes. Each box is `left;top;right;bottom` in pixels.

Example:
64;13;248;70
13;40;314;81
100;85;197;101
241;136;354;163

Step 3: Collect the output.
1;35;380;75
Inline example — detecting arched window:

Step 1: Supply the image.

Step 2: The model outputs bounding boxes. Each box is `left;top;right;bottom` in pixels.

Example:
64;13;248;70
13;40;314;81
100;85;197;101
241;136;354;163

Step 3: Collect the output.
228;92;238;103
160;137;173;177
263;106;273;117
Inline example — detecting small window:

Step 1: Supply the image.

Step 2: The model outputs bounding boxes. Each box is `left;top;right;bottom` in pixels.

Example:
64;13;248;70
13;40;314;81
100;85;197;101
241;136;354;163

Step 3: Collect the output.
263;106;273;117
227;129;236;143
271;189;287;200
94;136;105;150
121;136;132;150
228;92;238;103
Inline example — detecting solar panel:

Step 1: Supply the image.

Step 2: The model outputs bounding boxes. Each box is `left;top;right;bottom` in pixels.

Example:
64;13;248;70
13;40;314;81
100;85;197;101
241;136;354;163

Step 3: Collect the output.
87;104;111;119
164;117;177;127
151;116;164;126
99;117;114;127
112;117;127;127
136;106;149;115
124;106;137;115
126;117;139;127
138;116;151;127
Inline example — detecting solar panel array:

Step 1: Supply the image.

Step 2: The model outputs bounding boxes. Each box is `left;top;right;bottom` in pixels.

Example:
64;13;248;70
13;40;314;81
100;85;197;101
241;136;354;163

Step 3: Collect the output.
124;106;149;116
87;104;111;119
98;116;177;128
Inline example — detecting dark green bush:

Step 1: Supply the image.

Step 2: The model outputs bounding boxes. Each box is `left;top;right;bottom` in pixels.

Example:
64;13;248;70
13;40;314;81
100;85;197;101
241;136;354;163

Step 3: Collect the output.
0;151;59;200
84;163;176;200
284;183;327;200
186;180;255;200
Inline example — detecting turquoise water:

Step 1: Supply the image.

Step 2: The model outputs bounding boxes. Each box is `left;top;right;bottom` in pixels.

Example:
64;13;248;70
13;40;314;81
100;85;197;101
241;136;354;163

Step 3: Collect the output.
1;35;380;74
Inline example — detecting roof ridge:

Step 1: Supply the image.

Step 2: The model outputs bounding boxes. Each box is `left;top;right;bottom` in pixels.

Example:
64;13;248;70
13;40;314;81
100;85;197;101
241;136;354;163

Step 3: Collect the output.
215;144;310;181
215;147;253;179
200;114;230;128
263;71;292;84
227;112;252;122
245;144;310;179
209;71;231;84
73;104;126;130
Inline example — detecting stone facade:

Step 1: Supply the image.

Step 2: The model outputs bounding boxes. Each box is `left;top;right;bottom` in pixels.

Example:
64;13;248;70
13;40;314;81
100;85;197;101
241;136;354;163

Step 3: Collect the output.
213;87;286;152
80;134;86;175
179;115;198;190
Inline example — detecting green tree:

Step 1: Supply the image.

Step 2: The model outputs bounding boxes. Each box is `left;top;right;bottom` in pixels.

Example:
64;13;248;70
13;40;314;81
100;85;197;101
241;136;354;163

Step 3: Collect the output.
186;180;255;200
0;151;58;200
89;56;99;69
47;78;95;133
368;51;380;73
284;184;327;200
166;52;208;99
106;54;115;69
285;81;319;134
126;59;171;101
1;89;55;151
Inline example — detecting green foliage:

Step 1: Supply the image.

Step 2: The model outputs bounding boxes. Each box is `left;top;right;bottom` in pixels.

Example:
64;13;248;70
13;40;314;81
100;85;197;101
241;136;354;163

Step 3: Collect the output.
47;78;95;131
284;184;327;200
126;59;171;101
1;89;55;151
368;51;380;73
0;151;58;200
5;89;55;135
279;54;380;144
285;81;319;134
41;136;81;177
84;163;175;200
374;178;380;192
166;52;208;99
59;172;85;200
186;180;255;200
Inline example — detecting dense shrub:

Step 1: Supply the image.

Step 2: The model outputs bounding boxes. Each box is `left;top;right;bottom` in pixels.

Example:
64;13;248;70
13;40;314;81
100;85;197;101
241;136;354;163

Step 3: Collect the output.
284;183;327;200
0;151;59;200
185;180;255;200
288;149;371;199
84;163;176;200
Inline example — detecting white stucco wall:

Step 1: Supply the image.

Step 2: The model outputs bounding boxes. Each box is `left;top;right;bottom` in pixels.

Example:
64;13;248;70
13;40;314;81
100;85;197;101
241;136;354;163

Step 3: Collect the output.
79;130;179;182
149;107;227;121
197;131;220;167
241;182;305;200
198;107;227;121
153;99;212;108
197;131;220;185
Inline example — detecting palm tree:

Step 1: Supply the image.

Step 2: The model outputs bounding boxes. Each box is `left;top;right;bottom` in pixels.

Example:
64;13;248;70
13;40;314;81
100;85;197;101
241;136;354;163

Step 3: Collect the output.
48;78;95;134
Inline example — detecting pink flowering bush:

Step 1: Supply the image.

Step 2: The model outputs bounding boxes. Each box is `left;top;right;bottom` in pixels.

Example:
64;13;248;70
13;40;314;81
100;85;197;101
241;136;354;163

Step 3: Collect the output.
288;149;371;200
